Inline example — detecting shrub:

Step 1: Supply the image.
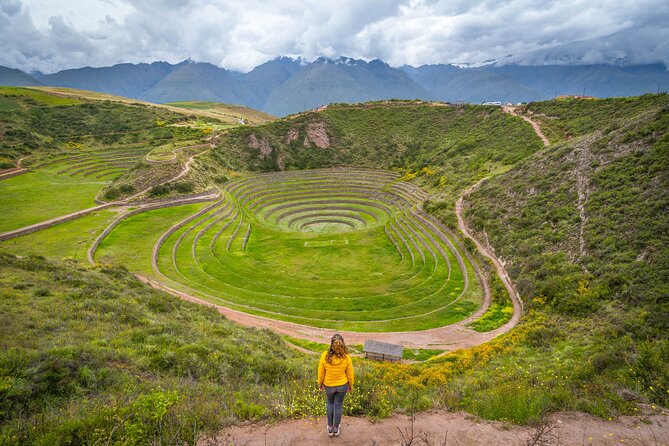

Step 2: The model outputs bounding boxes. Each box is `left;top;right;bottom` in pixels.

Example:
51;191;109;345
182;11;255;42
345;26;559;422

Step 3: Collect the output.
149;184;170;197
174;182;194;194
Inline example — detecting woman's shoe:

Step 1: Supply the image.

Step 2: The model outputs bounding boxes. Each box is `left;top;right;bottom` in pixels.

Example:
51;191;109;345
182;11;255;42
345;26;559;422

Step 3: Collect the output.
327;426;334;438
334;426;341;437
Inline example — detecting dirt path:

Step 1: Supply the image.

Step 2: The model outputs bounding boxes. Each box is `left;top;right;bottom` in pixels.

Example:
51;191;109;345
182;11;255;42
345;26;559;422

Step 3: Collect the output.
137;275;505;350
455;178;524;328
0;155;31;180
503;106;550;147
126;145;211;201
210;409;669;446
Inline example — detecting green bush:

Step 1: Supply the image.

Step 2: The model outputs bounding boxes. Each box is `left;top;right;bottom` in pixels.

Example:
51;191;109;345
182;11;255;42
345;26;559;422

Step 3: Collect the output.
149;184;170;197
174;182;194;194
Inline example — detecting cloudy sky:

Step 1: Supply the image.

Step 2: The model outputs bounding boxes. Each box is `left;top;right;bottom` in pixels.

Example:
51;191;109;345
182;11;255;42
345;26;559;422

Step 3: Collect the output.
1;0;668;73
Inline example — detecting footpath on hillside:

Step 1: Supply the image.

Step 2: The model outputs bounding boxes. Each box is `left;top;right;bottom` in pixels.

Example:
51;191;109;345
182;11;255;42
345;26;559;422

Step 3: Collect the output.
503;105;550;147
210;408;669;446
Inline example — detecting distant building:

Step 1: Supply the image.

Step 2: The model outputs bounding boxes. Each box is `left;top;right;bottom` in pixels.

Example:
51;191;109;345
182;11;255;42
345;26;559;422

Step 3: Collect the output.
481;101;502;106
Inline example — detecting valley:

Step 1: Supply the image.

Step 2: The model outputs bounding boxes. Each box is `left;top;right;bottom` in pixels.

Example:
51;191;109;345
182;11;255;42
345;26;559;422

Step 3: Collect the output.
0;86;666;444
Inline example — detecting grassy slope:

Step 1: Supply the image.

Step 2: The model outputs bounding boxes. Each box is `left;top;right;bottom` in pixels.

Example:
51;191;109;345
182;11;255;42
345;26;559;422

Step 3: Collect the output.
26;86;274;124
0;87;202;162
463;94;669;407
166;101;276;125
96;203;208;272
0;253;310;444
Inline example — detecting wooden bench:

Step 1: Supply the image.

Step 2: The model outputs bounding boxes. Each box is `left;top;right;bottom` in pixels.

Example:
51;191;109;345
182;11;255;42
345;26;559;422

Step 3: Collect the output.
363;340;403;363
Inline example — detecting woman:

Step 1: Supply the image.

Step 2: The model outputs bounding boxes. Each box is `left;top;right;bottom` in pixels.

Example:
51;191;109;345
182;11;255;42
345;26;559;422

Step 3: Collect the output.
318;333;354;438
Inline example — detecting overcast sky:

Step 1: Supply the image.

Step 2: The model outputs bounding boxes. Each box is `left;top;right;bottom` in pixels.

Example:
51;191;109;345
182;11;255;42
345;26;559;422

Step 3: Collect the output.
1;0;668;73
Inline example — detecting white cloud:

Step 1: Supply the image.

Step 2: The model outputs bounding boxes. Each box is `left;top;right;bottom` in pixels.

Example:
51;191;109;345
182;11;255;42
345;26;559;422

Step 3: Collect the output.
1;0;668;73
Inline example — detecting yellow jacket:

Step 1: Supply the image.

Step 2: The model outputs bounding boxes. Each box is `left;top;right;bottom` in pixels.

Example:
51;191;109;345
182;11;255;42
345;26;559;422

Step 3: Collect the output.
318;351;354;387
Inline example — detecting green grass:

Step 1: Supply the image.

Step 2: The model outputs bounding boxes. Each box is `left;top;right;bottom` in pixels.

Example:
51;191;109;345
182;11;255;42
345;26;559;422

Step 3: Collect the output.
522;93;669;144
0;86;81;107
402;348;444;361
0;253;312;445
145;140;199;161
0;166;108;233
468;302;514;332
136;169;483;331
0;209;117;261
468;274;514;332
95;203;208;272
0;92;211;166
283;336;328;353
0;96;22;112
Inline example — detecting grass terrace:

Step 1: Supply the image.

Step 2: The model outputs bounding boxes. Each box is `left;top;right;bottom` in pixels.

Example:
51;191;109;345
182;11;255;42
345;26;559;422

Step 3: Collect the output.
95;168;484;332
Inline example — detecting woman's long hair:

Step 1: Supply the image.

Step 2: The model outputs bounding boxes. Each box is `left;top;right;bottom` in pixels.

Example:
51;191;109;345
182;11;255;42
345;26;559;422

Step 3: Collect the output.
326;333;349;363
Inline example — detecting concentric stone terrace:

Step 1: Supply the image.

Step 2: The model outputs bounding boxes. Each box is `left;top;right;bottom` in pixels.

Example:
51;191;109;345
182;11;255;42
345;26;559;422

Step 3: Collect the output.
153;168;482;332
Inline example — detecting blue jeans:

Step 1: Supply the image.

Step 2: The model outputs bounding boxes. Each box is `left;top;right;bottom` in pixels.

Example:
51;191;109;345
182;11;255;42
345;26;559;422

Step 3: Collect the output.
325;384;348;427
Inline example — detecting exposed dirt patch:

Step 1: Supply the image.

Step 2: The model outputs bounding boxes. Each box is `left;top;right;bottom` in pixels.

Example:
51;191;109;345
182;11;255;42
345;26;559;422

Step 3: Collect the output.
285;127;299;144
209;409;669;446
304;122;330;148
277;153;286;170
249;134;273;158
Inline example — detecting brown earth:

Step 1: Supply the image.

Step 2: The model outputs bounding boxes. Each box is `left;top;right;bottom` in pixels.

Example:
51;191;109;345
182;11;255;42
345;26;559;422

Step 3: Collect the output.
207;408;669;446
249;134;273;157
305;122;331;148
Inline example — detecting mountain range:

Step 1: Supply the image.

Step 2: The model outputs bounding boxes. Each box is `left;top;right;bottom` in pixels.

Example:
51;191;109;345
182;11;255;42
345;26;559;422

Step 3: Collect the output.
1;57;667;116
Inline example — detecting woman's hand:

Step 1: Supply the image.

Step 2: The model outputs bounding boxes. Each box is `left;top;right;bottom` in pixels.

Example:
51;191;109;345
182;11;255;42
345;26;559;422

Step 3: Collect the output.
347;385;353;393
319;384;325;391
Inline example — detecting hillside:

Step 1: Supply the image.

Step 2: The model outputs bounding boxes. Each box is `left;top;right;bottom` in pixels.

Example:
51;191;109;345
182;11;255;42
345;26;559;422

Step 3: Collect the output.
40;61;175;99
0;66;41;87
25;86;272;125
0;253;310;444
465;94;669;317
210;100;543;226
139;62;251;105
462;94;669;404
0;86;207;164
